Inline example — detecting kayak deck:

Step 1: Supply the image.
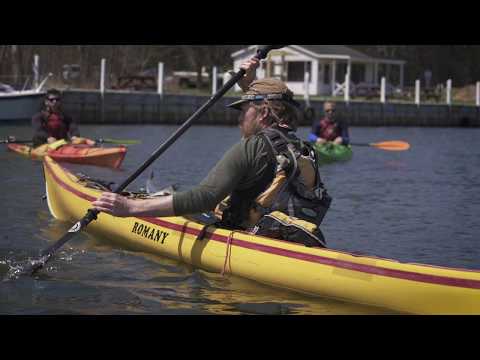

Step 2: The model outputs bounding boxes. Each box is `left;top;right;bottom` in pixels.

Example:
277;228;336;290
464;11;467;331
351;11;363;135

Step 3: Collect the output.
42;156;480;314
8;143;127;169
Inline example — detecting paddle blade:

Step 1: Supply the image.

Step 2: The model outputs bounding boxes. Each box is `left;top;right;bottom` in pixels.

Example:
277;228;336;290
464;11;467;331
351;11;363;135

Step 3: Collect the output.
370;141;411;151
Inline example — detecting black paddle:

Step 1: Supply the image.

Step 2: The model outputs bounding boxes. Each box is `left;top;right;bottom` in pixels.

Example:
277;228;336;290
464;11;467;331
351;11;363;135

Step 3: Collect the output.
21;45;286;276
0;138;32;144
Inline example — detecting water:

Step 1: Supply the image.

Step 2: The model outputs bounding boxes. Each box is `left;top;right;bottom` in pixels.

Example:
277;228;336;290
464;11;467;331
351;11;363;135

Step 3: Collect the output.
1;124;479;315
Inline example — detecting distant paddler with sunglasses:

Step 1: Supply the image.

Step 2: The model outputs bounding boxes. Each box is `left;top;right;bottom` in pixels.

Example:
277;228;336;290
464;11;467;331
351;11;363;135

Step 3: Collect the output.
29;89;95;148
308;101;350;146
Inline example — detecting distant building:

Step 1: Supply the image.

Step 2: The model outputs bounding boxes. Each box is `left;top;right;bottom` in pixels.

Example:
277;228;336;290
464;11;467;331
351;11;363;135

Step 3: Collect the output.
231;45;406;96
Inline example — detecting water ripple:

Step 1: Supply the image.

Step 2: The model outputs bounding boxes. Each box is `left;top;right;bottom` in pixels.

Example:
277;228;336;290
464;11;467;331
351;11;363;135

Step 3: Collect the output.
1;125;479;314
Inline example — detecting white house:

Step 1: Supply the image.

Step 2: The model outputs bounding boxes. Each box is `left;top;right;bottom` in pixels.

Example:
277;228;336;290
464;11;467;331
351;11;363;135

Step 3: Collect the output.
231;45;406;96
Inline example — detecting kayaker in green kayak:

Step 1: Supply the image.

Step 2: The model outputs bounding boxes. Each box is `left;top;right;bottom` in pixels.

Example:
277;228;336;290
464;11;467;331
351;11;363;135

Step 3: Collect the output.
92;56;332;248
308;101;352;164
308;101;350;146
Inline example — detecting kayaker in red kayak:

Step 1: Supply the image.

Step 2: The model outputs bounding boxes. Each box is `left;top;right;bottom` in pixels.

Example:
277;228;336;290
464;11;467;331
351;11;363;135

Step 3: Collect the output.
30;89;95;147
92;57;331;247
308;101;350;146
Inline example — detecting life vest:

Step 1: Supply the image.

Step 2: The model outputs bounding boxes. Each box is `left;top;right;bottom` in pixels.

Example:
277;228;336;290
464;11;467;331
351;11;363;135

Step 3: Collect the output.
42;111;69;140
215;127;332;247
318;118;341;142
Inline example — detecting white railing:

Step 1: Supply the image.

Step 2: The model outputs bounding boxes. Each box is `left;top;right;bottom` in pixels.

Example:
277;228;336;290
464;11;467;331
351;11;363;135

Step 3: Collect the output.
35;73;53;93
18;55;480;108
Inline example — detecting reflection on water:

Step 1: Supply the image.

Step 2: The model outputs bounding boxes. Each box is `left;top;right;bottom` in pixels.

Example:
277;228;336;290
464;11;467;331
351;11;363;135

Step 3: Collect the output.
0;125;479;314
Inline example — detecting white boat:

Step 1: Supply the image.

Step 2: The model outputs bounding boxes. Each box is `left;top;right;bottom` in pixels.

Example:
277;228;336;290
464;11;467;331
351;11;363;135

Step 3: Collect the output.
0;74;52;121
0;90;45;121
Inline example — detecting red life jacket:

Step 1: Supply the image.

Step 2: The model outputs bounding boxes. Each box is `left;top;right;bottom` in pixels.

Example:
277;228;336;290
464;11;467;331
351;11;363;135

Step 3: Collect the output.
44;112;68;140
318;118;340;142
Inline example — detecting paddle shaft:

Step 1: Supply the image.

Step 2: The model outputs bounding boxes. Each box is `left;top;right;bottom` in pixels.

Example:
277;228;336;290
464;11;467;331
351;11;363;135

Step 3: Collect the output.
350;143;372;147
96;138;140;145
25;213;97;275
1;139;32;144
23;45;284;276
113;70;247;194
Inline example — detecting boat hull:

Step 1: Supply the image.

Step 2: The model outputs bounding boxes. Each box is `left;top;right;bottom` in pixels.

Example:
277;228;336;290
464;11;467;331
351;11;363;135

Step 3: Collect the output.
0;91;44;121
8;143;127;169
314;143;353;165
42;156;480;314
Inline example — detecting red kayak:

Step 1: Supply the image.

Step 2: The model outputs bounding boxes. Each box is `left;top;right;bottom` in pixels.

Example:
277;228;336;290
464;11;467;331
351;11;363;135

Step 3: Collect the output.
7;143;127;169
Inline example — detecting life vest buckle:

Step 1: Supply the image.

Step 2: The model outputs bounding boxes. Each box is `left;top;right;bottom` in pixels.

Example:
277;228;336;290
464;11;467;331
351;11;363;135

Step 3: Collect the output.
314;187;327;200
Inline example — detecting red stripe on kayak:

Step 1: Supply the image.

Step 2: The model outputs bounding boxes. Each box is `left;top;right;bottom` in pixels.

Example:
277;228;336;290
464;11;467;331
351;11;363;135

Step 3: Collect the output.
45;161;98;202
140;217;480;289
44;159;480;290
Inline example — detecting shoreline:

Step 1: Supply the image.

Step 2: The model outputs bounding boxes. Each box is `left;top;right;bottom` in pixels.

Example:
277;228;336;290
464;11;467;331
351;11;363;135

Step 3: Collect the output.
2;89;479;127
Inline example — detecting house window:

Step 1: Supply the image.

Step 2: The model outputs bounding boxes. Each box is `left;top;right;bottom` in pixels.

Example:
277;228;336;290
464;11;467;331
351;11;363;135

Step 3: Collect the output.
287;62;311;82
389;65;400;86
351;64;365;84
336;63;347;81
324;64;330;84
377;64;387;82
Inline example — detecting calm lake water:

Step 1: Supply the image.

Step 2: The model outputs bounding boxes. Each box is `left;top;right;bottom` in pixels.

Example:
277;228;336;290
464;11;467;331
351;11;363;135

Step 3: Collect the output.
1;124;479;315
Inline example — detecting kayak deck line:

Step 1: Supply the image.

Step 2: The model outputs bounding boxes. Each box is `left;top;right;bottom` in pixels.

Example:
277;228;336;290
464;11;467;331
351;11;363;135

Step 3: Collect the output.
43;157;480;291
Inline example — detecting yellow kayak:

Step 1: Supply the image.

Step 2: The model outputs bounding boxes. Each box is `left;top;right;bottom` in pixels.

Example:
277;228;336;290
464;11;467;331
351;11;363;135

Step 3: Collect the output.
43;156;480;314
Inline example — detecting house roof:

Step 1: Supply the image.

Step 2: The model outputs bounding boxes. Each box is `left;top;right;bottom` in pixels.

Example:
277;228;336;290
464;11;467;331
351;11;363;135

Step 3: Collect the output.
232;45;405;64
293;45;373;61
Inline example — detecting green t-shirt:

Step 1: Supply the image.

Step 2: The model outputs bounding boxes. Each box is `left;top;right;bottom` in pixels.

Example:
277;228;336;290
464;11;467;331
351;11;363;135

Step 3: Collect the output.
173;135;273;216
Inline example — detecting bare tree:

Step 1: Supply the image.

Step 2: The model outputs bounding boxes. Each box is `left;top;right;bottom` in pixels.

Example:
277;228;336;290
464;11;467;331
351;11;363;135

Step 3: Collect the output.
4;45;479;90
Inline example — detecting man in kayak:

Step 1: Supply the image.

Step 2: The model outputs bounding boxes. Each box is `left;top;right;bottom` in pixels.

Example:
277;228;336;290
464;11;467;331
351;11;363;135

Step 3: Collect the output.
92;58;331;247
31;89;95;147
308;101;350;146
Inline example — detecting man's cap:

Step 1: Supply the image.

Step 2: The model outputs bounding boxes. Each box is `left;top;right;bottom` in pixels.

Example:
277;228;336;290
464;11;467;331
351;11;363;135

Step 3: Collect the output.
227;78;300;110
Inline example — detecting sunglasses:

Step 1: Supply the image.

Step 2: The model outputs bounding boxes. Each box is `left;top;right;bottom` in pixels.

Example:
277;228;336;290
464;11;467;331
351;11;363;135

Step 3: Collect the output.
325;109;336;113
47;97;61;102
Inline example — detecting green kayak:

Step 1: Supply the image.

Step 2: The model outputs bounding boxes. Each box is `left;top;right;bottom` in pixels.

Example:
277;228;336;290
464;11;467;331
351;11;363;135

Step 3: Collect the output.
313;143;353;165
